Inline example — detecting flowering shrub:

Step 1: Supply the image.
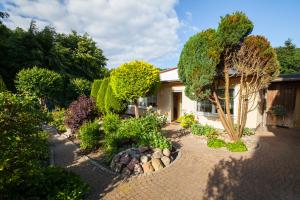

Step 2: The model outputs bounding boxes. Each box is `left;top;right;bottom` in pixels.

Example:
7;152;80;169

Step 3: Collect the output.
64;96;97;134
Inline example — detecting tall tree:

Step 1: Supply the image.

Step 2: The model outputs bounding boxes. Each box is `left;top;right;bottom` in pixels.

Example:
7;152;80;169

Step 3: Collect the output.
178;12;279;141
110;60;160;117
276;39;300;74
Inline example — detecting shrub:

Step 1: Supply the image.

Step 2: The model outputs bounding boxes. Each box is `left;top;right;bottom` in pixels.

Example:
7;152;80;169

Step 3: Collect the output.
226;140;248;152
103;113;121;135
139;130;171;150
78;121;100;150
207;138;226;148
191;123;217;136
96;77;109;113
49;108;66;133
90;79;102;98
69;78;92;97
0;74;6;92
242;127;254;136
64;96;97;134
178;113;197;128
105;83;127;114
15;66;63;108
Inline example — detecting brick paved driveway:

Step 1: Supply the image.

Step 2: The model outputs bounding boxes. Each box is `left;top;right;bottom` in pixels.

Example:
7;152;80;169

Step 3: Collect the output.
49;125;300;200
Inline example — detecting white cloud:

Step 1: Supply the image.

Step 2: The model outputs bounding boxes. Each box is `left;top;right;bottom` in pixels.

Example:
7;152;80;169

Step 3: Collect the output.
2;0;180;68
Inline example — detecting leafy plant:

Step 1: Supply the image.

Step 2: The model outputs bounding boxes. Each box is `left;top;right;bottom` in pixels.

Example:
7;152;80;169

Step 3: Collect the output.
64;96;97;134
178;113;197;128
191;123;217;136
226;140;248;152
207;138;226;148
96;77;109;114
15;66;63;108
90;79;102;98
103;113;121;136
0;74;6;92
242;127;254;136
78;121;100;150
49;108;66;133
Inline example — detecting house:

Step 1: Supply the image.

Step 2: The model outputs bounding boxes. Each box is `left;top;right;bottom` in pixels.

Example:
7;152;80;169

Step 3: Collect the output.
128;68;300;129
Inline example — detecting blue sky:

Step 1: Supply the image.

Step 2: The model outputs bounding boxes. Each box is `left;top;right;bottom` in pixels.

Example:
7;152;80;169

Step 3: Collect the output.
1;0;299;68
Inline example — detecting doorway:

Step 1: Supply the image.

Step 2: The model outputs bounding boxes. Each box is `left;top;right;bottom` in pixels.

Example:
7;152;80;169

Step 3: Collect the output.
172;92;182;121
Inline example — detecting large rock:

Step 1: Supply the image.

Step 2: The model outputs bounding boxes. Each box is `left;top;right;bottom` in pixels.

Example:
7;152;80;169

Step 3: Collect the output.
162;148;171;157
133;164;143;175
161;156;171;167
127;149;141;159
138;146;149;153
142;162;154;173
121;167;132;176
119;153;131;165
140;155;149;163
152;151;163;159
114;163;123;173
151;158;164;171
127;158;139;170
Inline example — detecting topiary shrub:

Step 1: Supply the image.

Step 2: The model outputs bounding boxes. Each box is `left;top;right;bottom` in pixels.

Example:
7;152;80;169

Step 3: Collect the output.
49;108;66;133
78;121;100;150
96;77;109;114
105;83;127;114
90;79;103;99
226;140;248;152
103;113;121;135
207;138;226;148
64;96;97;134
178;113;197;128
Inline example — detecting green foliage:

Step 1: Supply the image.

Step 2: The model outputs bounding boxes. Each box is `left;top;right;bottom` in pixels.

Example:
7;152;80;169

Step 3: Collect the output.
96;77;109;113
226;140;247;152
103;113;121;136
78;121;100;150
110;60;160;101
178;29;221;100
242;127;254;136
178;113;197;128
0;74;6;92
217;11;253;47
69;78;92;97
0;20;107;92
103;113;171;156
49;108;66;133
276;39;300;74
90;79;102;98
191;123;217;136
207;138;226;148
105;83;128;114
15;66;63;104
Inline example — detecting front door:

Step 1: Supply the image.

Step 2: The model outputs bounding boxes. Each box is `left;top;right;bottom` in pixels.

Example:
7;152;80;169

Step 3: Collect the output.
172;92;182;121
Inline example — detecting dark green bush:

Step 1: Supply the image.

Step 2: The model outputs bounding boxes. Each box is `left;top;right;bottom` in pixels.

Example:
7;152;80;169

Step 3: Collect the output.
78;121;100;150
0;74;6;92
105;84;127;114
178;113;197;128
191;123;217;136
69;78;92;97
226;140;248;152
207;138;226;148
90;79;103;98
49;108;66;133
96;77;109;113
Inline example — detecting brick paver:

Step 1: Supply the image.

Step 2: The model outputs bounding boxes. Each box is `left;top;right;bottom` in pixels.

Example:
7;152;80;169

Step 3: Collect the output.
47;125;300;200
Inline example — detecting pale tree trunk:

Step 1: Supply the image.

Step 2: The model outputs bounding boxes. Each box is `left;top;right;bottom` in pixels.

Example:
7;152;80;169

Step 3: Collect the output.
134;100;139;118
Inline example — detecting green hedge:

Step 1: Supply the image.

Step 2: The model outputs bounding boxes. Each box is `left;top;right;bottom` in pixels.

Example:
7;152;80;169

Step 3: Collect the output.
96;78;109;113
90;79;102;99
105;83;127;114
78;121;101;150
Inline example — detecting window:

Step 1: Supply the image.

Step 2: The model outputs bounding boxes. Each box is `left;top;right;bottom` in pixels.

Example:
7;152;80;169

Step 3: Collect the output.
138;95;157;107
197;89;234;114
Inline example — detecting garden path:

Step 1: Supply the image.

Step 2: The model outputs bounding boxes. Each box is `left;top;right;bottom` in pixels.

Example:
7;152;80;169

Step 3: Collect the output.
47;124;300;200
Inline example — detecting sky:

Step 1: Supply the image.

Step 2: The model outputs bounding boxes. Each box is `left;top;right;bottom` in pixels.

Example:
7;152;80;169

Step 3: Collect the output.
1;0;299;69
